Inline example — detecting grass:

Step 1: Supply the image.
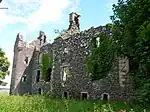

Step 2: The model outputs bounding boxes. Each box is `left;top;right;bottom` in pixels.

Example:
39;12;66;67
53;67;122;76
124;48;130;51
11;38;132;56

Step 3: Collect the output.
0;95;149;112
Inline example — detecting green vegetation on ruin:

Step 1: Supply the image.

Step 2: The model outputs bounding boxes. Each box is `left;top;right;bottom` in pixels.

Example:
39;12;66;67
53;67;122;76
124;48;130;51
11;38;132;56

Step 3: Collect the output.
86;30;116;80
41;53;53;82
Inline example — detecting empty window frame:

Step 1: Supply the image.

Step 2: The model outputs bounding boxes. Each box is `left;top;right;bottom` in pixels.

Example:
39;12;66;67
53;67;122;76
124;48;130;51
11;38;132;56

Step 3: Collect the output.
96;37;100;47
62;67;69;82
36;70;40;82
22;75;27;82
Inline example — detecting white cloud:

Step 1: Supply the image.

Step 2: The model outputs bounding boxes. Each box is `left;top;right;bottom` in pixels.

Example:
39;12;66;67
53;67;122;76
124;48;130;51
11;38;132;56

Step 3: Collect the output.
0;0;80;31
27;0;71;30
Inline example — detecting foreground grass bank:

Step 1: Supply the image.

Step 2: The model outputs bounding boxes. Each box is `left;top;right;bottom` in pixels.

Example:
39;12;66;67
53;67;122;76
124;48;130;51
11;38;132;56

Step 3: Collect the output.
0;95;148;112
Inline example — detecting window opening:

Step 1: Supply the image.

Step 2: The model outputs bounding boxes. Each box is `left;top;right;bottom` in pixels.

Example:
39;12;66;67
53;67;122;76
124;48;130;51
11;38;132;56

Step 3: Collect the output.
36;70;40;82
101;93;109;101
45;68;52;82
22;75;27;82
38;88;41;95
24;57;28;64
96;37;100;47
63;91;69;99
62;67;69;81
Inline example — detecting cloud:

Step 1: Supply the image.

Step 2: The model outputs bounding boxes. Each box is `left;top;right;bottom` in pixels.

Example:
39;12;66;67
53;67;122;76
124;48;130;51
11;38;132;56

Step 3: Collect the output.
27;0;71;30
0;0;80;31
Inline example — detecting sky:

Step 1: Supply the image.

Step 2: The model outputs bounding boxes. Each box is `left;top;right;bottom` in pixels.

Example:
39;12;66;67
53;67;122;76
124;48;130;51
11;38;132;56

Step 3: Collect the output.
0;0;118;87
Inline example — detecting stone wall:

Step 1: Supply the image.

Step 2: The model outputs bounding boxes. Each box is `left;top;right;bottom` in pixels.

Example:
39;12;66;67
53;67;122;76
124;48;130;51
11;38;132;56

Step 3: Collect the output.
51;26;129;100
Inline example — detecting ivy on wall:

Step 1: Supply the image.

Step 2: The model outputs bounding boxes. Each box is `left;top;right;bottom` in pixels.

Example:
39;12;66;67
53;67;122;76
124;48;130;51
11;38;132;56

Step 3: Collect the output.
86;29;116;81
41;53;53;82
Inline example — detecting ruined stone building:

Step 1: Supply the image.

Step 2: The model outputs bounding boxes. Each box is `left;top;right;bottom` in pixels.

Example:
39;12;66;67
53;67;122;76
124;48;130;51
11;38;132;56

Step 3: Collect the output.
10;12;133;100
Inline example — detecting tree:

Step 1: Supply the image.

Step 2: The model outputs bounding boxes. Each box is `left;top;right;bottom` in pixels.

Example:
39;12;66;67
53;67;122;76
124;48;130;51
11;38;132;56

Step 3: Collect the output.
0;48;10;84
111;0;150;106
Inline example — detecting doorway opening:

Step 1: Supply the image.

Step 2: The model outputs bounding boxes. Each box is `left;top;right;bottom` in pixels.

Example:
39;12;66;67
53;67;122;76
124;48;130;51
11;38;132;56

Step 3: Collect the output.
81;92;88;100
101;93;109;101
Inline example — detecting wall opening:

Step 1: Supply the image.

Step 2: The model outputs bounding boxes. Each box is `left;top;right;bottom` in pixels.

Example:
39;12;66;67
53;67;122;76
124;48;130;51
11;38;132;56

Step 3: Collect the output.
22;75;27;82
62;91;69;99
81;92;88;100
24;57;28;64
101;93;109;101
92;37;100;48
45;68;52;82
96;37;100;47
62;67;69;82
36;70;40;82
74;15;80;29
38;88;41;95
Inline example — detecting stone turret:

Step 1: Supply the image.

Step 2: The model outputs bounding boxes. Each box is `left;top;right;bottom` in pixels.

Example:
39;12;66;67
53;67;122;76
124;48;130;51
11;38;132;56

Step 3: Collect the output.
10;33;24;95
68;12;80;31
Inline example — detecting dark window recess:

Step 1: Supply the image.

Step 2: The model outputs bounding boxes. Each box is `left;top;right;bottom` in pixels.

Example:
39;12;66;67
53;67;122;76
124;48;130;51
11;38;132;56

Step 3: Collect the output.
24;57;28;64
38;88;41;95
36;70;40;82
44;36;46;43
74;16;80;29
63;92;68;99
102;94;109;101
81;93;88;100
22;75;27;82
45;68;52;82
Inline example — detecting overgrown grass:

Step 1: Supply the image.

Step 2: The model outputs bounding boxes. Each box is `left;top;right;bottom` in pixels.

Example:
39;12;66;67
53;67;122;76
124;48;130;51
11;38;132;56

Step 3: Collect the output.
0;95;149;112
